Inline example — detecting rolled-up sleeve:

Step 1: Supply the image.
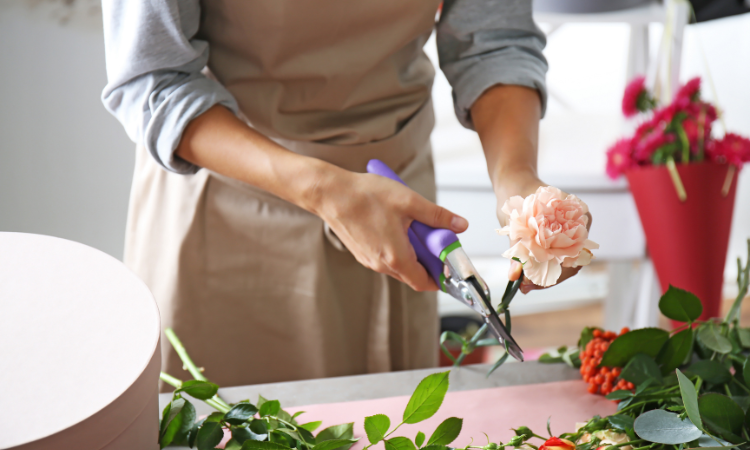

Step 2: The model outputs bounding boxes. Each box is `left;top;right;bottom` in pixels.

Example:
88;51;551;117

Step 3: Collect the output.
436;0;548;129
101;0;239;174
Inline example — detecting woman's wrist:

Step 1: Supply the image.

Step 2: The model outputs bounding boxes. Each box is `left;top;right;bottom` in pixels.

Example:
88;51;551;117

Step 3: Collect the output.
491;164;543;202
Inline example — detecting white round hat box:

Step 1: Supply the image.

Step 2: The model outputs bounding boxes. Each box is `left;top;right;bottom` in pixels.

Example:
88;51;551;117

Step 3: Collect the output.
0;233;161;450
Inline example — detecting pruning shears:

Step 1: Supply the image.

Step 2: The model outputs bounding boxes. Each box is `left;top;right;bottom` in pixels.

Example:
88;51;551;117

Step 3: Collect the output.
366;160;524;362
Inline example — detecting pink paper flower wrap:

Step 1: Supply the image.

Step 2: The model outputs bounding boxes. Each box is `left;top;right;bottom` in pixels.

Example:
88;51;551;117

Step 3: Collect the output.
498;187;599;287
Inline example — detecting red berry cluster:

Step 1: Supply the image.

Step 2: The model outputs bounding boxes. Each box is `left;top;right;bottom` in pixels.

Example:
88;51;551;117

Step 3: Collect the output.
579;328;635;397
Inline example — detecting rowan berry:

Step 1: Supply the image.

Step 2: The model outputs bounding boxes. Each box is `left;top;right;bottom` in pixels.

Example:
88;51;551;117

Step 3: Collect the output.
593;329;603;338
588;383;598;394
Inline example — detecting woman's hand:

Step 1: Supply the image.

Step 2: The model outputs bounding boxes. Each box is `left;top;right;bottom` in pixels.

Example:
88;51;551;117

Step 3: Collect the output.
175;106;469;292
471;84;592;294
310;168;469;292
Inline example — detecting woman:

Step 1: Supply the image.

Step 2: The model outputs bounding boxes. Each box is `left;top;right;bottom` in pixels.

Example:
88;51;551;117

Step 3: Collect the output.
102;0;577;388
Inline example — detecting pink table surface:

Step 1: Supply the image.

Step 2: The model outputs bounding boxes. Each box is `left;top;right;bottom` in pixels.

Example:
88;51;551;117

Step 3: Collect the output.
287;380;617;449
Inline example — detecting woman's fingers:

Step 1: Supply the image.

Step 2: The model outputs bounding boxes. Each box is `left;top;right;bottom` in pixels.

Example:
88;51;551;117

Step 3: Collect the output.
508;259;523;281
386;245;438;292
407;194;468;233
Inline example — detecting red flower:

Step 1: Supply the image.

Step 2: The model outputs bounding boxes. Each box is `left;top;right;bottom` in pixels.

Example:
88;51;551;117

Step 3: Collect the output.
675;77;702;103
606;138;635;179
540;437;576;450
707;133;750;165
622;76;652;118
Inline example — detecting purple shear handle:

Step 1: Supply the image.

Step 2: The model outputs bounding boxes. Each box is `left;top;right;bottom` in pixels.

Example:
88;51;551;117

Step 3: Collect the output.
366;159;459;287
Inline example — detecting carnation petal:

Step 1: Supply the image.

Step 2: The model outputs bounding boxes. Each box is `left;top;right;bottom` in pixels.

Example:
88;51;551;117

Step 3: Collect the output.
524;258;562;287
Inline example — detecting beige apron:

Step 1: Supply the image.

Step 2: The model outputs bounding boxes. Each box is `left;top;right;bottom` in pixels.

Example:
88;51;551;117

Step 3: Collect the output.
125;0;442;389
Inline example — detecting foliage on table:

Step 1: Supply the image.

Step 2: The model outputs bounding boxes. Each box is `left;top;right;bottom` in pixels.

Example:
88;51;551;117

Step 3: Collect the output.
538;239;750;449
160;332;470;450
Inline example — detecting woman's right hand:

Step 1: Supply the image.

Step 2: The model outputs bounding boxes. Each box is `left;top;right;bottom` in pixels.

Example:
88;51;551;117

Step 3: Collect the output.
309;168;469;292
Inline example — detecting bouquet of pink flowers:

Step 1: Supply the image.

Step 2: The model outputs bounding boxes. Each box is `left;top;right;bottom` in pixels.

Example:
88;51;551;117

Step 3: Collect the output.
606;76;750;180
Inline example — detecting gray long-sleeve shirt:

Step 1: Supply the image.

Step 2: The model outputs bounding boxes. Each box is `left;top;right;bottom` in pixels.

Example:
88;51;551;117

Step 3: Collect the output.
101;0;547;175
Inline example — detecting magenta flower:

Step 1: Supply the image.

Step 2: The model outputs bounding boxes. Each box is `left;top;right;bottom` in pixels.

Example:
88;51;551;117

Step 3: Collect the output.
606;138;635;179
676;77;702;103
707;133;750;165
622;76;655;117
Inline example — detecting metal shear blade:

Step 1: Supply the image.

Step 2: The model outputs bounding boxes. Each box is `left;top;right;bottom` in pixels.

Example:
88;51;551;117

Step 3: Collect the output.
465;277;524;362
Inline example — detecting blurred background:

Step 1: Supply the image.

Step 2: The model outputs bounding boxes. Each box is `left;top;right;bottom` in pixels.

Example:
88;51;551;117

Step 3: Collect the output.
1;0;749;359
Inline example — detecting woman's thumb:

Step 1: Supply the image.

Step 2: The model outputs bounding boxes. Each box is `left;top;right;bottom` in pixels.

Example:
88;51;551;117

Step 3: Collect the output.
410;197;468;233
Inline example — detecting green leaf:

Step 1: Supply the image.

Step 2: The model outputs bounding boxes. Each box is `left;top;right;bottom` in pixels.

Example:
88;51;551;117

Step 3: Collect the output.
737;328;750;348
606;390;633;401
633;409;703;444
225;439;242;450
188;417;203;448
698;393;745;442
657;329;694;375
486;352;510;376
298;427;316;445
292;411;305;420
743;359;750;388
246;418;269;441
196;421;224;450
697;324;732;354
659;285;703;322
316;423;354;443
420;446;448;450
205;411;225;423
260;400;281;417
415;431;425;448
688;360;732;385
402;371;450;424
257;395;267;409
677;369;703;431
312;439;359;450
600;328;670;367
608;414;634;431
697;434;735;448
178;380;220;400
538;353;564;364
225;403;259;425
578;327;598;350
277;410;292;423
385;437;417;450
364;414;390;445
241;441;293;450
159;398;196;448
426;417;462;446
300;421;323;432
274;428;304;443
621;353;663;386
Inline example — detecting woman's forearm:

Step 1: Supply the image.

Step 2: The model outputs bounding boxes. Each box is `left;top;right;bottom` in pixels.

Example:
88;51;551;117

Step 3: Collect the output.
471;84;544;200
175;105;339;214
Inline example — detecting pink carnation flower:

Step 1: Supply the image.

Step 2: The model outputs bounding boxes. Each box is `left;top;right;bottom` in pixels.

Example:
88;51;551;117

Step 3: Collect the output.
622;76;654;118
497;187;599;287
606;138;634;179
675;77;701;102
707;133;750;165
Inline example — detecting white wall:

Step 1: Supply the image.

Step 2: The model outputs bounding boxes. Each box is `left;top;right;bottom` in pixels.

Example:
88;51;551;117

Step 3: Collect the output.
0;1;133;259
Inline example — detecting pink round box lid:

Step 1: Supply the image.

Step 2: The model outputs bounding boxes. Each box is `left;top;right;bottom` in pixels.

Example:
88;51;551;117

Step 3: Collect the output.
0;233;161;449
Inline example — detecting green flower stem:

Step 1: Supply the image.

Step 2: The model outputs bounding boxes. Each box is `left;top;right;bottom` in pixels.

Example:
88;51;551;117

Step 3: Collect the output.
159;372;230;413
384;421;405;439
165;328;231;410
676;123;690;164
